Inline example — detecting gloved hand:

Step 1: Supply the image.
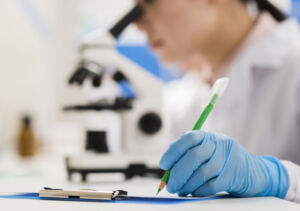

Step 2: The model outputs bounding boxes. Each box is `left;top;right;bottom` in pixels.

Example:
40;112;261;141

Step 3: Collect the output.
160;131;290;198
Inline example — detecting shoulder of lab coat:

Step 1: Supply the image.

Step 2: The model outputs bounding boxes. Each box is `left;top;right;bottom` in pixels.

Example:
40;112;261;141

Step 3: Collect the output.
251;18;300;122
220;17;300;119
253;17;300;114
215;17;300;130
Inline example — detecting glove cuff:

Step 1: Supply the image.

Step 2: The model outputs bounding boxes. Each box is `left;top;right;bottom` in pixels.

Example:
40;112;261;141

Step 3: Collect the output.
261;156;290;199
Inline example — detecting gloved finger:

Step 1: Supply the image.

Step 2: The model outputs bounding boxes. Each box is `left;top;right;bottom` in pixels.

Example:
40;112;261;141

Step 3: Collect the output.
166;140;216;194
178;143;226;196
192;177;226;197
160;131;206;170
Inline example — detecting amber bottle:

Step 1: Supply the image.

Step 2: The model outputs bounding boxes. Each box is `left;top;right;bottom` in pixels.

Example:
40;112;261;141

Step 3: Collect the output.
17;116;36;158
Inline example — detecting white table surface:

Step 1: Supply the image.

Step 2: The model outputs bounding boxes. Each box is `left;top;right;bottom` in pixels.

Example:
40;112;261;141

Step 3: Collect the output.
0;153;299;211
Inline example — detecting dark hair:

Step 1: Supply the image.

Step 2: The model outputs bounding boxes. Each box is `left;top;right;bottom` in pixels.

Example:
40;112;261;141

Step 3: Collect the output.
241;0;287;22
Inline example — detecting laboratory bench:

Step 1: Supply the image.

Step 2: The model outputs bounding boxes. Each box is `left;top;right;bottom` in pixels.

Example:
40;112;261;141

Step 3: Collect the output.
0;153;299;211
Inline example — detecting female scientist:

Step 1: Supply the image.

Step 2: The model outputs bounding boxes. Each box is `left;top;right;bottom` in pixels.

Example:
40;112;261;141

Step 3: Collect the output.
135;0;300;202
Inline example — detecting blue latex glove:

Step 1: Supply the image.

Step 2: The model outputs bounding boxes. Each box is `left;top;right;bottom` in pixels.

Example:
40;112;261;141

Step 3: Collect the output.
160;131;290;198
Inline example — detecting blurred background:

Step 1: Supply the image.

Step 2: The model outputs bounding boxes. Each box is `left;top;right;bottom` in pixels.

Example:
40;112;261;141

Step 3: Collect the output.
0;0;182;190
0;0;181;155
0;0;299;190
0;0;162;155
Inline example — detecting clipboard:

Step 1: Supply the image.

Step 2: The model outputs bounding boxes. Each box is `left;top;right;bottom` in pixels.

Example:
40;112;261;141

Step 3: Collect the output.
39;187;128;201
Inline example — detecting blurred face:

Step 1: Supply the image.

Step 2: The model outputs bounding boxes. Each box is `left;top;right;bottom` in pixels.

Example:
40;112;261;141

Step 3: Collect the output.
135;0;220;63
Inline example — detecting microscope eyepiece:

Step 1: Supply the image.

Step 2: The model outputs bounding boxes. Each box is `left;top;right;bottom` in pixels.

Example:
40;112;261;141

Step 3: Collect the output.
109;0;157;38
109;4;144;38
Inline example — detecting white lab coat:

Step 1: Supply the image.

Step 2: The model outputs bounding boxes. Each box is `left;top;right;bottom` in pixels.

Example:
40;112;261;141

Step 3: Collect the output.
163;17;300;202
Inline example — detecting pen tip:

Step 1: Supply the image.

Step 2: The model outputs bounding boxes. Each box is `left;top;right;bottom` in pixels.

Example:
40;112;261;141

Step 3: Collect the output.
156;188;161;196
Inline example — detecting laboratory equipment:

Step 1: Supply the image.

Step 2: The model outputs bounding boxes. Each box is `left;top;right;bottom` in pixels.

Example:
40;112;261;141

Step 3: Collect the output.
64;2;167;181
17;115;37;158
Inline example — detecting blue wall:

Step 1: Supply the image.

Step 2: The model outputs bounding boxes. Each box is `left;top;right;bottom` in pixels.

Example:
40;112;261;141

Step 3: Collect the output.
117;45;182;83
292;0;300;21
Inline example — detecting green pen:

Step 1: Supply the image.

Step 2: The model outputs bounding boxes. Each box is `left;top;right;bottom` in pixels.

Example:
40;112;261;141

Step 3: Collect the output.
157;77;230;195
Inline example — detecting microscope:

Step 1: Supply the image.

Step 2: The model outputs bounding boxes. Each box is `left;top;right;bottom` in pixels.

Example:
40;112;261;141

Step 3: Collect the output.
64;1;168;182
